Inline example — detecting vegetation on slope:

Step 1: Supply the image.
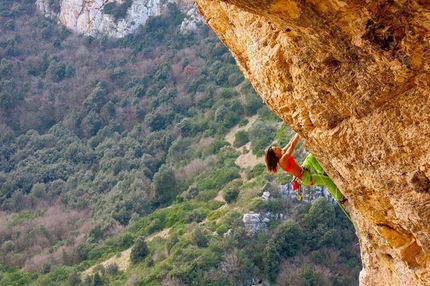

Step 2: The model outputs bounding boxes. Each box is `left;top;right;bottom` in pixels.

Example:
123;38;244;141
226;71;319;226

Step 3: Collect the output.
0;1;361;285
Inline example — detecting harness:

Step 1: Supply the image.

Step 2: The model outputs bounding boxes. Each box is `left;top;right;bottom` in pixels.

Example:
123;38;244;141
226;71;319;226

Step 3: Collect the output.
291;167;313;192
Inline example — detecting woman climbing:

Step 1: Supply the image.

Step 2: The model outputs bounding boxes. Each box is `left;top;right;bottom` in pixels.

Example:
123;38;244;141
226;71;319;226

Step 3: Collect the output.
265;133;346;203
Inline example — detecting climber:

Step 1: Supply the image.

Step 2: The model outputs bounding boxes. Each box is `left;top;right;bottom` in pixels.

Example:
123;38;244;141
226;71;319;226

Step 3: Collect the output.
265;133;346;203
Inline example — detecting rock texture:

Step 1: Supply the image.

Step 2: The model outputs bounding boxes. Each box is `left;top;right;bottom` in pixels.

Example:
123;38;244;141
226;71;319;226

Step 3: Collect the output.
243;212;268;236
36;0;201;37
195;1;430;285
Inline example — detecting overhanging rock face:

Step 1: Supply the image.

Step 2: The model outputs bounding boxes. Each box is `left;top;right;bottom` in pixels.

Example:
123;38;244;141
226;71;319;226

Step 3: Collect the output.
194;1;430;285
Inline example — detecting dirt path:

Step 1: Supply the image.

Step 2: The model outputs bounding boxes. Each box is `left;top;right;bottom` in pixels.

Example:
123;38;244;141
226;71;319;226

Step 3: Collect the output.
81;228;172;278
81;248;131;278
224;115;263;172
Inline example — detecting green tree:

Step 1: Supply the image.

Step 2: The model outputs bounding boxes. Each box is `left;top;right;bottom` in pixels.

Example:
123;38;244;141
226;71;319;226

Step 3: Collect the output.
83;111;103;137
121;232;135;248
244;91;264;116
215;105;227;122
1;240;15;254
103;2;115;14
264;239;280;283
112;0;133;22
223;186;240;204
130;235;149;264
68;268;81;286
248;163;266;179
248;121;276;154
233;130;249;148
176;118;190;136
273;219;304;258
303;197;335;229
166;232;179;254
83;80;109;112
109;67;125;80
299;264;330;286
0;59;11;77
191;227;208;247
186;209;205;223
65;64;75;78
144;112;167;131
4;19;15;30
5;39;19;56
31;182;47;199
105;263;119;275
93;272;103;286
153;62;171;81
0;91;12;110
151;164;177;206
302;199;340;250
219;88;238;99
47;60;66;82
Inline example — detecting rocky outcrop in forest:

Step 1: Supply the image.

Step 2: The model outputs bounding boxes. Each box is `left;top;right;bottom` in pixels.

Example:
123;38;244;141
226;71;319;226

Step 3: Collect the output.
36;0;200;37
195;1;430;285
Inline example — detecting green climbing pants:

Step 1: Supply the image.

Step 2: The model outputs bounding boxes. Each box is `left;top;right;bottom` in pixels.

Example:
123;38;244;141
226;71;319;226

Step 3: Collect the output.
298;154;344;201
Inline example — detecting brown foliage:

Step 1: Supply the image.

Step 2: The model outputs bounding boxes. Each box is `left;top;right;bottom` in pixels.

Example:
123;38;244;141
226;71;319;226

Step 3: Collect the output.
0;206;97;270
183;64;198;74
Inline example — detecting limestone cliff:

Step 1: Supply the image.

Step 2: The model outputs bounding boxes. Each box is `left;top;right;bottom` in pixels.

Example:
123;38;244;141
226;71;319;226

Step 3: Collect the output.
195;0;430;285
36;0;201;37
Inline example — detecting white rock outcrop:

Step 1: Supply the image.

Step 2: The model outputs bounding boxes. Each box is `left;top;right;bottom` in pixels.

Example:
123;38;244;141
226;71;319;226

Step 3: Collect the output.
243;212;268;237
36;0;201;38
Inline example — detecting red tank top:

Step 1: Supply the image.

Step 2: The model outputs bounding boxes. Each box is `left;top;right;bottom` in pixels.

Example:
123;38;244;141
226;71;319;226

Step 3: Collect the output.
282;155;297;172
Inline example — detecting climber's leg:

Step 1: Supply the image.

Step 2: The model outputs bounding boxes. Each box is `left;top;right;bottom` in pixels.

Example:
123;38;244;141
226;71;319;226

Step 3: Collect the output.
302;154;325;174
312;174;344;201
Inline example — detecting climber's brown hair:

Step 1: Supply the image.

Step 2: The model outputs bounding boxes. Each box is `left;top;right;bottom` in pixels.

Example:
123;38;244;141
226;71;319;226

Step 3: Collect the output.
265;146;279;174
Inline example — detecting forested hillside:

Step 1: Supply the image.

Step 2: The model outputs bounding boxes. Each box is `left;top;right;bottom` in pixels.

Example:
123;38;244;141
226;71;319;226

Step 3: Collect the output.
0;0;361;285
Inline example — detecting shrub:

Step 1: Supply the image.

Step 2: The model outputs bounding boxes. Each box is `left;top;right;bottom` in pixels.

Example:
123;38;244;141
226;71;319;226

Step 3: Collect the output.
273;220;304;258
219;88;238;99
130;236;149;264
248;121;276;154
207;209;228;221
92;264;105;275
93;272;103;286
205;200;225;210
264;239;280;283
191;228;208;247
244;92;264;116
103;2;115;14
68;268;81;286
4;19;15;30
223;186;240;204
248;163;266;179
121;232;135;248
204;139;229;156
151;164;177;206
147;218;163;234
303;197;335;229
228;73;244;86
233;130;249;148
1;240;15;253
105;263;119;275
109;67;125;80
186;209;205;223
196;190;218;202
238;118;249;127
215;224;228;235
215;105;227;122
